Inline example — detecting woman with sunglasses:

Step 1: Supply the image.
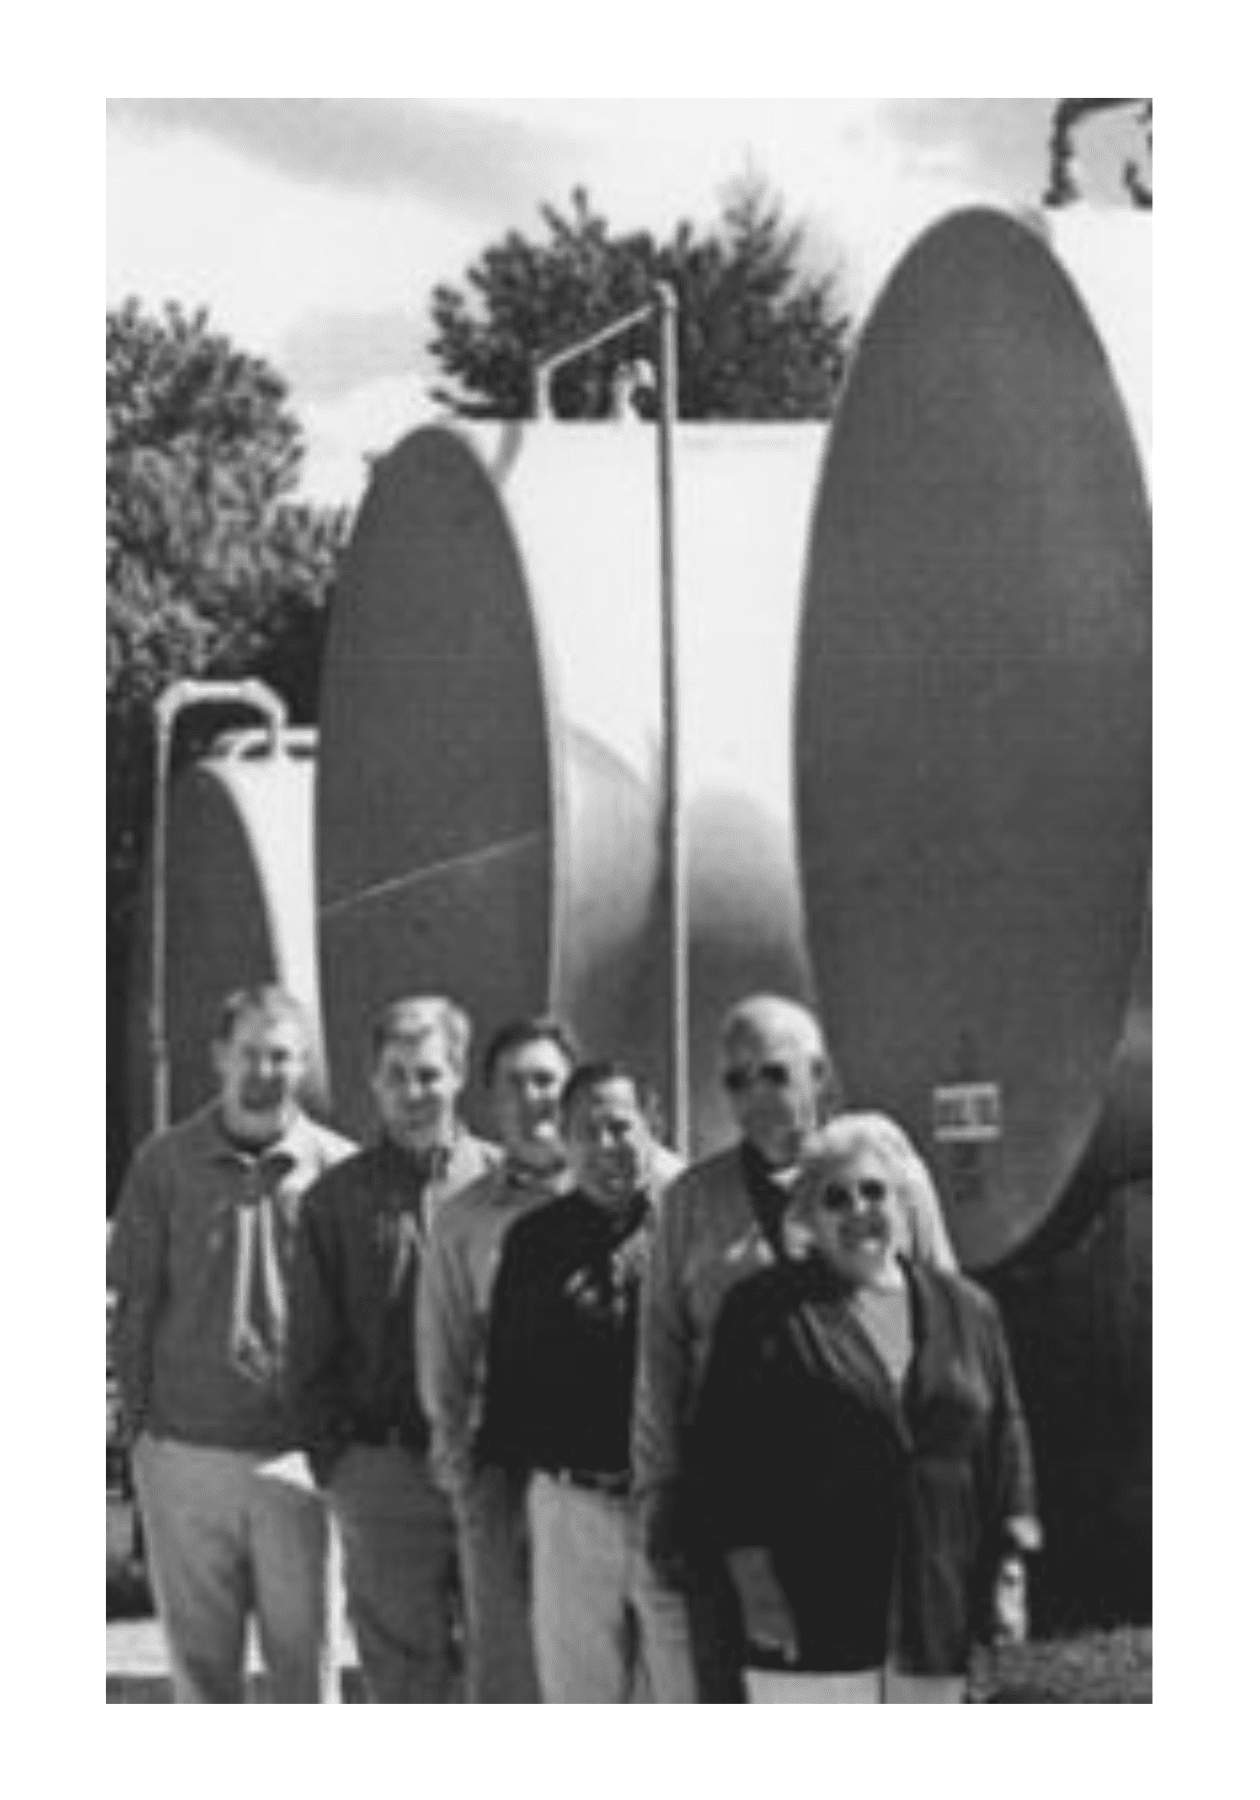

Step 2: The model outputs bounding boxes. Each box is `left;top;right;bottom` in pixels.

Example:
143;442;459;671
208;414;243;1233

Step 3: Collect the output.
689;1111;1040;1703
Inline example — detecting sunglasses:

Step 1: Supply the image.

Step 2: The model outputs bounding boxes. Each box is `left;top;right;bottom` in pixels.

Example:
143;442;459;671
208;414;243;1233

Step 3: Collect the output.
816;1178;890;1214
721;1061;793;1094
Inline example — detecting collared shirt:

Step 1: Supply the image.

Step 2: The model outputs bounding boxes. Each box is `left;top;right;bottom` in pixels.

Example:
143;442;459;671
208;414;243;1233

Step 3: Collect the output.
478;1188;654;1479
106;1102;356;1453
287;1129;499;1476
416;1157;570;1495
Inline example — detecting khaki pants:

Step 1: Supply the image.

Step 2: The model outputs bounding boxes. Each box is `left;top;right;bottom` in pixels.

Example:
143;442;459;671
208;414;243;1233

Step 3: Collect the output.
132;1433;335;1703
452;1465;540;1702
527;1473;697;1703
327;1444;458;1703
745;1666;967;1704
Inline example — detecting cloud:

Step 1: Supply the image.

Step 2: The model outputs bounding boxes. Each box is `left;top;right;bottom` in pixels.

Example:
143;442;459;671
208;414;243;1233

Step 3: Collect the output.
881;99;1149;209
295;375;440;508
874;99;1054;198
275;307;428;402
107;98;571;219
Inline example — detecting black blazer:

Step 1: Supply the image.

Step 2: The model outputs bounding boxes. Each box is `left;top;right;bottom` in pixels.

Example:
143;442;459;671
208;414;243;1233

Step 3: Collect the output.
688;1253;1038;1675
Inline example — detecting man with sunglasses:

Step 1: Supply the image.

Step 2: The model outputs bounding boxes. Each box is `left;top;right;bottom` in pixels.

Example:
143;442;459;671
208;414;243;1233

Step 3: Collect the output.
632;993;956;1700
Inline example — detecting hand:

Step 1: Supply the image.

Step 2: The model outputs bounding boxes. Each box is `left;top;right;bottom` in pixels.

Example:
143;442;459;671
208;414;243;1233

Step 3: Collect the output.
642;1486;694;1590
991;1555;1028;1645
727;1547;799;1666
306;1444;344;1489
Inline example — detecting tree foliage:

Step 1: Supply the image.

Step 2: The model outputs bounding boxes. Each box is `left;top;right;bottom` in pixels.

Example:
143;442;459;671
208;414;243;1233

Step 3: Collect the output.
107;299;347;1198
107;299;345;715
428;182;850;421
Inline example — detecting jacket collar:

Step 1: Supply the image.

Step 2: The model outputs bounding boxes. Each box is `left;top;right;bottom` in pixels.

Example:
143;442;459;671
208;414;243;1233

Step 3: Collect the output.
201;1102;312;1173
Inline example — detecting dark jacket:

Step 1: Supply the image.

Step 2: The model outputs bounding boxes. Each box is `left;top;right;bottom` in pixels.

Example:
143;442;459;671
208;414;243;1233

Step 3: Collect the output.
688;1254;1038;1676
287;1131;498;1481
477;1189;653;1479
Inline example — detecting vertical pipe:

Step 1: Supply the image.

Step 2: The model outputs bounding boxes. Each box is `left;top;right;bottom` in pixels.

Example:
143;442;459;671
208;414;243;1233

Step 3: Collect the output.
147;678;288;1138
149;706;173;1136
654;282;688;1153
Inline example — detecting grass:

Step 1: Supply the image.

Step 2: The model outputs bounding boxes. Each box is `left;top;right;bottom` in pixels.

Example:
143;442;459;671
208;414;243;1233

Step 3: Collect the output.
976;1627;1151;1703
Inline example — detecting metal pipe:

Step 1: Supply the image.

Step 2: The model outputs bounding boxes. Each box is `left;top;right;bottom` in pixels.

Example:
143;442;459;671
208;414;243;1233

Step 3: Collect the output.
653;281;687;1153
532;301;656;420
525;288;688;1149
148;677;288;1133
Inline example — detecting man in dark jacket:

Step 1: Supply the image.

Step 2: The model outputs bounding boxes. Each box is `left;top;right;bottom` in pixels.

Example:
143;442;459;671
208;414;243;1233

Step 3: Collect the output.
478;1062;693;1701
288;995;498;1702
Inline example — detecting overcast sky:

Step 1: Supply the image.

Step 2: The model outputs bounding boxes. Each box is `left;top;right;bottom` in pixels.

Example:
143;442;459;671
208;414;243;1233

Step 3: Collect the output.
107;98;1146;503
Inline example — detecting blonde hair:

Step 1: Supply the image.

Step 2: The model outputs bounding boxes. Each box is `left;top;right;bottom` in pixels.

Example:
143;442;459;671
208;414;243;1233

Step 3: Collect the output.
787;1111;948;1261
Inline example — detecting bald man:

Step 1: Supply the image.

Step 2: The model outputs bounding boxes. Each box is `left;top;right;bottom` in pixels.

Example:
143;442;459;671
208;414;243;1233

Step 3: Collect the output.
632;994;955;1700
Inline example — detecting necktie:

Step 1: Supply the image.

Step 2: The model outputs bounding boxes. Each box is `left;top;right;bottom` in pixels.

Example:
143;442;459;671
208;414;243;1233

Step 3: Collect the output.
386;1145;450;1302
227;1152;295;1391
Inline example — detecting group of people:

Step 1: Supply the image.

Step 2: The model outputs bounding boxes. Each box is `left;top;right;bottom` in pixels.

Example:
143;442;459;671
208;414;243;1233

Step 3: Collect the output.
107;981;1040;1705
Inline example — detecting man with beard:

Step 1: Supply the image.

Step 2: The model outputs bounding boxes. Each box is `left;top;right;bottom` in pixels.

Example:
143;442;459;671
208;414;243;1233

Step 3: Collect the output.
287;996;498;1702
417;1016;579;1702
107;986;355;1702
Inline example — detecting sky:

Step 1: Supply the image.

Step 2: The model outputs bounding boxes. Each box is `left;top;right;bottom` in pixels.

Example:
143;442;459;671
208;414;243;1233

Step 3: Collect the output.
106;97;1149;504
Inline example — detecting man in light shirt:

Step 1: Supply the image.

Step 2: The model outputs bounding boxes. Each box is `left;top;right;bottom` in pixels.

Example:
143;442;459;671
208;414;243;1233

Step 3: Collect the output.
417;1016;579;1702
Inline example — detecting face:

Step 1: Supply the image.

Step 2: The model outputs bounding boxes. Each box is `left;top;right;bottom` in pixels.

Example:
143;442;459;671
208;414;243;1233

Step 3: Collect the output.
214;1009;308;1142
564;1077;653;1209
490;1036;573;1166
371;1031;463;1155
806;1151;900;1285
720;1016;826;1166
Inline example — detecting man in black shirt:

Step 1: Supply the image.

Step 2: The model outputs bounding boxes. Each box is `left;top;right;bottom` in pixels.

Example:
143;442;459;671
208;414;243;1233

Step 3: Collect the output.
288;996;498;1702
478;1062;695;1702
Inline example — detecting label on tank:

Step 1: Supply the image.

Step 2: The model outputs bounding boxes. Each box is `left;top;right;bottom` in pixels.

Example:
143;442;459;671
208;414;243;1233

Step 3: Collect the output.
932;1082;1003;1143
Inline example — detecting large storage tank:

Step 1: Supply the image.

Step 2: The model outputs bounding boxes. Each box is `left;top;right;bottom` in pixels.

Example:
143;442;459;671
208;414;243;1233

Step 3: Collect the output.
316;421;825;1147
795;205;1151;1271
125;728;328;1146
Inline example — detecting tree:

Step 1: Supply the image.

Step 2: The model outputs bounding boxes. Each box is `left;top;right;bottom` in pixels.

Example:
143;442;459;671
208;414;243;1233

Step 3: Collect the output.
428;182;850;421
107;299;347;1200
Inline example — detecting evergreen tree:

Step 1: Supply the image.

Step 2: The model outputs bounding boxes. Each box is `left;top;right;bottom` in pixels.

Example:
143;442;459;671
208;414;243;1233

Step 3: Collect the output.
428;181;850;421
